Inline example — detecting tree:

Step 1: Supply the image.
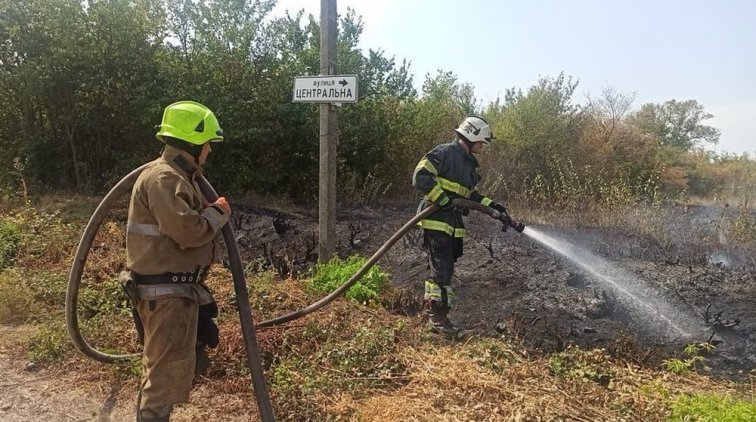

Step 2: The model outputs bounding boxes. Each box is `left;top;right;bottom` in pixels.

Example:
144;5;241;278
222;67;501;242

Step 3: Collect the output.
484;73;583;199
629;99;720;151
422;70;477;116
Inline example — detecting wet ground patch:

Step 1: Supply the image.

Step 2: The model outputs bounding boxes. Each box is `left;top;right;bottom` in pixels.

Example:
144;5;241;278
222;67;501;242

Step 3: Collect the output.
230;202;756;379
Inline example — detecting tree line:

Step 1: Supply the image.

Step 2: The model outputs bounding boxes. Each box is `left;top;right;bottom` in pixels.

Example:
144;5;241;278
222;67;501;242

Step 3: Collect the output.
0;0;752;208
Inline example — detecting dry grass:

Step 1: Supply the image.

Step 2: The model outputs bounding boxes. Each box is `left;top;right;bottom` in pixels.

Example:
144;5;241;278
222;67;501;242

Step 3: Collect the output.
334;344;742;422
0;195;753;421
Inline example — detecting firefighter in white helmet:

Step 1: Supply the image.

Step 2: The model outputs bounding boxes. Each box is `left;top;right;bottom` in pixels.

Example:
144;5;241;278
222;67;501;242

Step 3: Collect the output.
412;116;508;337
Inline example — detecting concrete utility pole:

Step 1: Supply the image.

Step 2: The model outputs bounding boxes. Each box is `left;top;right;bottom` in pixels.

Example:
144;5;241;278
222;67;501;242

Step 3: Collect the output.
318;0;337;262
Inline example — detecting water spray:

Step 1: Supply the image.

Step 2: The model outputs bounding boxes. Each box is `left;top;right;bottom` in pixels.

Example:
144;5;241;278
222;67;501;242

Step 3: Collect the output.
521;227;700;339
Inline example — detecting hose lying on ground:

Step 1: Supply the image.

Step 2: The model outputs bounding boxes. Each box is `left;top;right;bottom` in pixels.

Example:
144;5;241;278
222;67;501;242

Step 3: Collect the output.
256;198;499;327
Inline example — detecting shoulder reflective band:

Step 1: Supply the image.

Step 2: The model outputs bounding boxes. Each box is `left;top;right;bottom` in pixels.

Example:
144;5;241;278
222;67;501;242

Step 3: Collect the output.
481;197;493;206
415;158;438;176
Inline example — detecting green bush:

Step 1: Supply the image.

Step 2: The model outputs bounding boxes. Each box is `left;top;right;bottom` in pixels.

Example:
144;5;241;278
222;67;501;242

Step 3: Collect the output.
669;394;756;421
310;255;389;303
0;217;22;268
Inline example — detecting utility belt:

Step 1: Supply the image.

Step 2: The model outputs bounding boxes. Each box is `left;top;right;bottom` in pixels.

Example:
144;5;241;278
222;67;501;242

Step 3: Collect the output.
132;267;210;285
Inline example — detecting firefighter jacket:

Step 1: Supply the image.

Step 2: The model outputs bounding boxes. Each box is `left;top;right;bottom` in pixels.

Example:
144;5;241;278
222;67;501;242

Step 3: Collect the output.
413;140;494;238
126;145;229;299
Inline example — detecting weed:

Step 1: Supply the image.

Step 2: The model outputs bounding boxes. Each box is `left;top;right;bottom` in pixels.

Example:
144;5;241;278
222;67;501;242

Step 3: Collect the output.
266;313;408;420
669;393;756;421
0;217;22;268
728;207;756;244
0;269;37;323
464;337;521;374
309;255;389;303
548;346;614;386
663;342;715;375
26;321;70;364
28;270;68;307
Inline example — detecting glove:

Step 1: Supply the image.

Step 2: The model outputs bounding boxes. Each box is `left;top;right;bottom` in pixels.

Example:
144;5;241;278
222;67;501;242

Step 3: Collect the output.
211;196;231;215
433;193;453;210
491;202;507;213
197;301;220;349
498;213;512;231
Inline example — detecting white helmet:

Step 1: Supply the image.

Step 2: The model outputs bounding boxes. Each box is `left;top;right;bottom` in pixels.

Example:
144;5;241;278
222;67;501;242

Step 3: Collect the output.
455;116;494;145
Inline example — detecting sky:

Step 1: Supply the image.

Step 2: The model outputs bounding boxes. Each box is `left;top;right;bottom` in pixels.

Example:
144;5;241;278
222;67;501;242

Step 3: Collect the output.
273;0;756;155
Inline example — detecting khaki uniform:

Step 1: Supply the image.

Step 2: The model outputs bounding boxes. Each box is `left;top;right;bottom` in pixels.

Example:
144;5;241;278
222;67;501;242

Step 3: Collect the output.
126;145;229;418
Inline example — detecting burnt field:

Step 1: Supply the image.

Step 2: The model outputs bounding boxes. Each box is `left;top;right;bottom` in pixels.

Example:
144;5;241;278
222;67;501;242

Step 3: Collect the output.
230;202;756;379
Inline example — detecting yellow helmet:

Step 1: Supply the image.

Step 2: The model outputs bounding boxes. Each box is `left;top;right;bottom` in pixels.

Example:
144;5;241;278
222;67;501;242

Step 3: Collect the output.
155;101;224;145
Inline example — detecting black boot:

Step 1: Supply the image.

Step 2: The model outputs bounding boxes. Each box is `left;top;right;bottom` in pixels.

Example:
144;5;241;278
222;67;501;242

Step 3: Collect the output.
140;414;170;422
195;344;210;376
425;301;462;338
138;409;171;422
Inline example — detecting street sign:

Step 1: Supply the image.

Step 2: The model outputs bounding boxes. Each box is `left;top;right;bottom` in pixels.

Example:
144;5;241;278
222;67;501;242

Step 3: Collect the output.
293;75;358;103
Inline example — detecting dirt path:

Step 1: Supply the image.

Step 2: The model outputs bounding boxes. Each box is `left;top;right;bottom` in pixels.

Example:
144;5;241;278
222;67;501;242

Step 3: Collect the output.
0;326;259;422
0;329;133;421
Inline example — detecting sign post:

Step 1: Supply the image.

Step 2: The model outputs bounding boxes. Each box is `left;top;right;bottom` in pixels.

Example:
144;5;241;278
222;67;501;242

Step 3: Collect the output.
292;1;360;263
319;0;338;263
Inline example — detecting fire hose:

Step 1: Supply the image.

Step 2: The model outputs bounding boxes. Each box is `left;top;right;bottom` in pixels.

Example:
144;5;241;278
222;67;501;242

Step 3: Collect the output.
65;165;523;421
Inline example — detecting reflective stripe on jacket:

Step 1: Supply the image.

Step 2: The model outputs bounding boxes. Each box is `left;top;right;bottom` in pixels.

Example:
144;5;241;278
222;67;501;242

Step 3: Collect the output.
126;145;229;276
412;140;493;237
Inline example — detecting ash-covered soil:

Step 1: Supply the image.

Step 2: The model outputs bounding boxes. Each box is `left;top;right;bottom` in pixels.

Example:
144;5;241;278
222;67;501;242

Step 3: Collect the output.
230;202;756;378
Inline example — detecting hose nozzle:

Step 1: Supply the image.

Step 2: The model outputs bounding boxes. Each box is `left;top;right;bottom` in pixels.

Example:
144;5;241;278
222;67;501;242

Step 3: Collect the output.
497;209;525;233
510;220;525;233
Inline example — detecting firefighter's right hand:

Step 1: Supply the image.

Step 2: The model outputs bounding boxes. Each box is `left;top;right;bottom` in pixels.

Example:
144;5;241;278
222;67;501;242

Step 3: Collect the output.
211;197;231;215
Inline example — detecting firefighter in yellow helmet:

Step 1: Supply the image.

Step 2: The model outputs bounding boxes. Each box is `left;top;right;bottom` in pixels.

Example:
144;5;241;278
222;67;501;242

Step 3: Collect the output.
126;101;230;421
413;116;508;338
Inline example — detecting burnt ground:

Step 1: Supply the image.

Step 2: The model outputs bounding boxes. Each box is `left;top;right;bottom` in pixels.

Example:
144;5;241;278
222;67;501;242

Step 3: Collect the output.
230;202;756;379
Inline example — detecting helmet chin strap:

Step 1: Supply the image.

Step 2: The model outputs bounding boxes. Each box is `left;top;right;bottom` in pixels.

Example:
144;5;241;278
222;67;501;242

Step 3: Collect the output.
164;137;203;164
458;136;475;154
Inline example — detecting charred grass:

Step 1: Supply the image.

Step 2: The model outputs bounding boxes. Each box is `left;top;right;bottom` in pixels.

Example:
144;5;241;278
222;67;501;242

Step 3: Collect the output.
0;196;754;420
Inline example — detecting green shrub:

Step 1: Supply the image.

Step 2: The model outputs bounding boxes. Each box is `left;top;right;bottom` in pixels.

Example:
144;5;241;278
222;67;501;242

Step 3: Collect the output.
669;394;756;421
310;255;389;303
0;217;22;268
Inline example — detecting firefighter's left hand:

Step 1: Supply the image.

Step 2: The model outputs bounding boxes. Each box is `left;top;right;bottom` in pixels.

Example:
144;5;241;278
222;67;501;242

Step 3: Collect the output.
491;202;506;213
211;197;231;215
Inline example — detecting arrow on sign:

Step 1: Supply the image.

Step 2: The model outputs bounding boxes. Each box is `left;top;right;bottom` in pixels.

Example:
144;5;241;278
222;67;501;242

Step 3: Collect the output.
338;79;349;86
